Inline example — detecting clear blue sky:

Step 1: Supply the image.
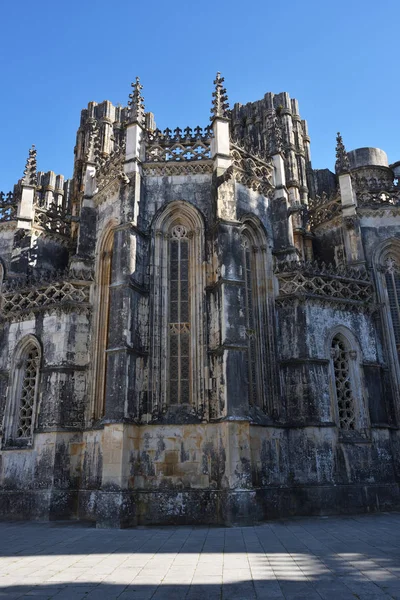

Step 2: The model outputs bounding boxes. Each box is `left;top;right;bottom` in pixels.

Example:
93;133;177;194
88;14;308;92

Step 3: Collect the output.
1;0;399;192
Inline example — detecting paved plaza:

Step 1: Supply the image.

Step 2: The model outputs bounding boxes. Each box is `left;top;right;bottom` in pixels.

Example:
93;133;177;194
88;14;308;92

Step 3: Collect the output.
0;513;400;599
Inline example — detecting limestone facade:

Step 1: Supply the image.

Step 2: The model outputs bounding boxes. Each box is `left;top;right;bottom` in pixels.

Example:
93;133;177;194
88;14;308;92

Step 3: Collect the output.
1;74;400;526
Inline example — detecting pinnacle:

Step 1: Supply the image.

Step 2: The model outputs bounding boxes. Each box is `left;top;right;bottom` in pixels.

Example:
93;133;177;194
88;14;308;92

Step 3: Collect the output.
267;115;283;156
210;71;230;121
22;145;37;186
335;132;350;174
128;76;145;126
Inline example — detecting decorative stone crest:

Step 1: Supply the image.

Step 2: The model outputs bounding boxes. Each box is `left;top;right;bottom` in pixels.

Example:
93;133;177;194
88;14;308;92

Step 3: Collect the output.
22;145;37;186
335;132;350;175
127;76;145;126
210;72;230;120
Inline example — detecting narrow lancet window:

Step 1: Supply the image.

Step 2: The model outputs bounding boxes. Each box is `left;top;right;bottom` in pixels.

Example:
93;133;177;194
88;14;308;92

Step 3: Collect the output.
92;227;114;422
4;337;41;447
331;335;355;430
169;225;190;404
384;256;400;353
242;237;258;406
16;345;40;440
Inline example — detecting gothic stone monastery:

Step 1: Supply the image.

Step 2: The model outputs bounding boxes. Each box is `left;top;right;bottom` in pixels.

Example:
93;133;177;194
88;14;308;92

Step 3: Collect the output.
0;75;400;527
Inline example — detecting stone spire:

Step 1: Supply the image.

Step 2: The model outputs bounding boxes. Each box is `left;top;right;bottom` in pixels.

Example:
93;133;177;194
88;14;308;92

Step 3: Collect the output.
335;132;350;175
210;72;230;120
127;77;145;126
22;145;37;186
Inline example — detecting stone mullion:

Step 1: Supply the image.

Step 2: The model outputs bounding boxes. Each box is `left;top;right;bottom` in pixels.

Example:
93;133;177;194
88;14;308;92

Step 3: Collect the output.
91;245;112;423
389;270;400;342
253;246;267;411
160;233;169;411
191;228;206;416
150;231;162;415
261;245;280;416
177;237;182;404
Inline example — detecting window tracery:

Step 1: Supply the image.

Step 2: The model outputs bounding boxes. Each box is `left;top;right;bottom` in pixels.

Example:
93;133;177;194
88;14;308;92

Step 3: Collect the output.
91;226;114;422
16;346;40;440
331;335;356;430
169;225;190;404
240;218;279;415
373;242;400;404
242;237;259;406
383;255;400;353
4;336;41;447
149;201;206;420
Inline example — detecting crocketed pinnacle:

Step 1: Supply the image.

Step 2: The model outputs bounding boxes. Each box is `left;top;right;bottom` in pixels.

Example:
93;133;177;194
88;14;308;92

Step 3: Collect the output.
210;72;230;121
128;76;145;126
267;115;283;156
335;132;350;174
22;145;37;186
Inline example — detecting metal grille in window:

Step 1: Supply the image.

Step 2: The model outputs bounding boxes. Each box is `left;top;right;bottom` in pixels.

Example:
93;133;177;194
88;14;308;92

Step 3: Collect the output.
385;256;400;350
331;336;355;430
169;225;190;404
243;238;258;405
16;346;39;439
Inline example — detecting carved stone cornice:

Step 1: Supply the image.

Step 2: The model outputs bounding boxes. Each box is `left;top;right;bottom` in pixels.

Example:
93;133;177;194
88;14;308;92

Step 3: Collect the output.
275;294;378;313
142;161;213;177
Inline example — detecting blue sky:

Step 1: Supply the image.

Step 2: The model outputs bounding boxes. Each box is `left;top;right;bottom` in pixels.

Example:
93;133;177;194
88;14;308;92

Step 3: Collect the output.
1;0;399;191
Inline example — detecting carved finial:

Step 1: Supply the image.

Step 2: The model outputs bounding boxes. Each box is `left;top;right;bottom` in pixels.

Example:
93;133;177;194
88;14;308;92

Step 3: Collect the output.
128;77;145;126
22;145;37;186
267;115;283;155
210;72;230;120
335;132;350;175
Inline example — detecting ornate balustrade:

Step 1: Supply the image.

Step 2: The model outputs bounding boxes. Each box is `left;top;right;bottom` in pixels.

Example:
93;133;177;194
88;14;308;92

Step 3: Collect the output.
0;192;17;223
1;269;92;321
145;126;212;162
275;260;373;307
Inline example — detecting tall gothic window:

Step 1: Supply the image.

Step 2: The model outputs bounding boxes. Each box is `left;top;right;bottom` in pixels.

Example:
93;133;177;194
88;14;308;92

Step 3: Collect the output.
240;218;279;415
384;256;400;354
169;225;190;404
4;336;41;447
92;226;114;422
150;201;206;419
242;237;259;406
331;335;356;430
374;243;400;399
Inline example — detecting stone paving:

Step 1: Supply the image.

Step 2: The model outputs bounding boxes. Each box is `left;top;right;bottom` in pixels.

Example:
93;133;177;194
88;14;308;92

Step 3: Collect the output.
0;513;400;599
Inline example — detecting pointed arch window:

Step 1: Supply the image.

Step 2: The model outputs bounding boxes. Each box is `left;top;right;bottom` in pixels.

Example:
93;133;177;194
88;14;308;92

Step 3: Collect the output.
240;218;279;415
242;236;259;407
383;255;400;354
328;329;370;438
92;226;114;422
149;201;206;420
373;243;400;401
331;335;356;431
169;225;191;404
4;336;41;448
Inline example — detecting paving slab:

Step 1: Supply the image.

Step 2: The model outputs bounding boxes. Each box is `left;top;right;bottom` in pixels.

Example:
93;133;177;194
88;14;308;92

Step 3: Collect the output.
0;513;399;598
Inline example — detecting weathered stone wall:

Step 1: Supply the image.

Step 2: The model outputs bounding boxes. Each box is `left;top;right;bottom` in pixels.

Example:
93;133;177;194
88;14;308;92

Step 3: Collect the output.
1;81;400;527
